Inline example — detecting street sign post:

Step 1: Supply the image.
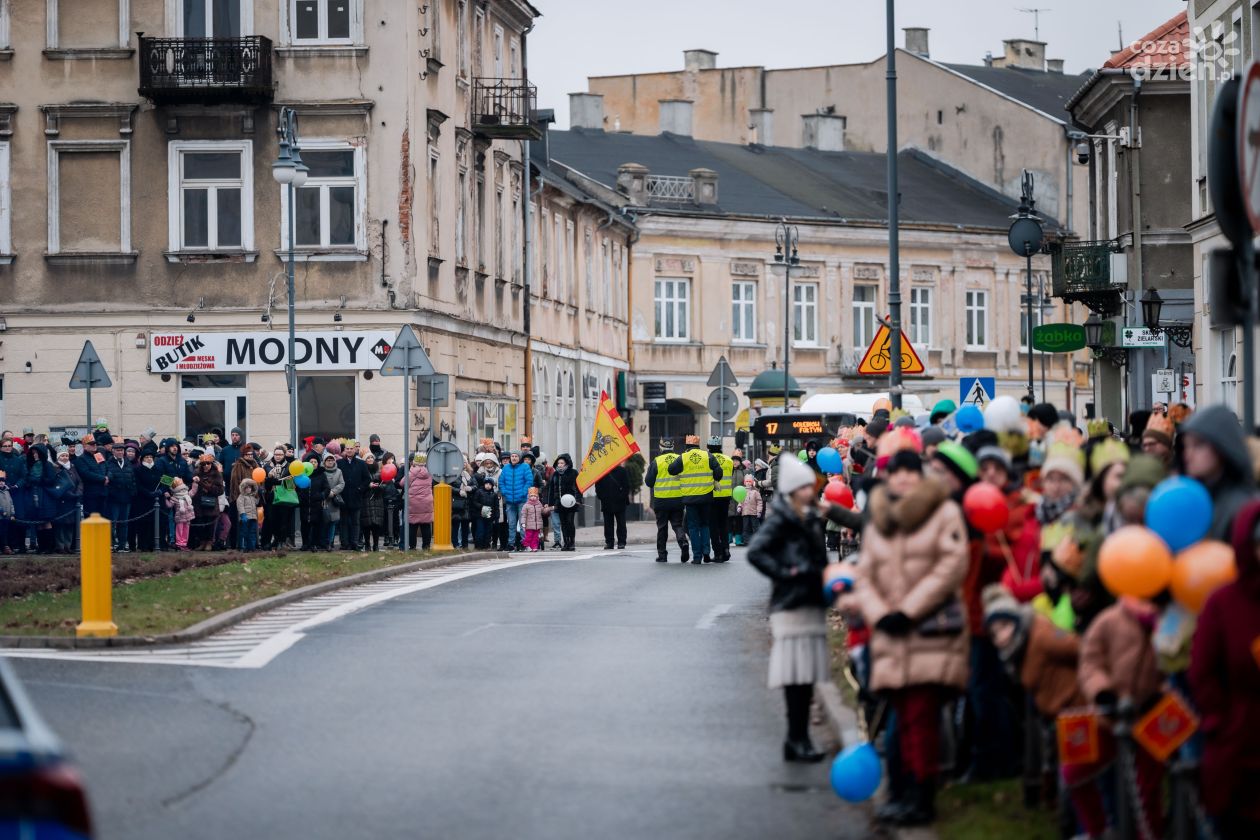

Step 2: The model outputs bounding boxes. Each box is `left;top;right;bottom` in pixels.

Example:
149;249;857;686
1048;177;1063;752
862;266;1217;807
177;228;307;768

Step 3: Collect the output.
959;377;995;408
416;373;450;447
1120;327;1164;349
706;356;739;387
857;322;925;376
379;325;435;551
69;340;112;427
706;386;738;422
1152;369;1176;401
426;440;464;484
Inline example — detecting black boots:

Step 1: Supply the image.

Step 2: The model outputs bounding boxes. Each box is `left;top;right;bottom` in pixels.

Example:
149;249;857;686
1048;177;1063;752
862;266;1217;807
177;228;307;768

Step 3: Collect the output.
782;739;826;763
880;778;936;826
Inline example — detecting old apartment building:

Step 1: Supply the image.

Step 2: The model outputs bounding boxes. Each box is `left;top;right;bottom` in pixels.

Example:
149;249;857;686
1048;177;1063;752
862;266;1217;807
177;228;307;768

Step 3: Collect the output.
0;0;632;461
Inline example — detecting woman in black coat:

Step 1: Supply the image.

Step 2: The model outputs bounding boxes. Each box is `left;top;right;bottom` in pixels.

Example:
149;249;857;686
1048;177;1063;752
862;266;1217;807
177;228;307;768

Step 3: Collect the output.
131;451;164;552
544;453;580;551
25;444;58;553
49;447;82;554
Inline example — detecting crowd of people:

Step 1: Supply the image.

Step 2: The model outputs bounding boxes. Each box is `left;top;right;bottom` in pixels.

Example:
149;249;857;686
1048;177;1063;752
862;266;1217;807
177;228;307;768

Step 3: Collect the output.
737;395;1259;837
0;422;632;556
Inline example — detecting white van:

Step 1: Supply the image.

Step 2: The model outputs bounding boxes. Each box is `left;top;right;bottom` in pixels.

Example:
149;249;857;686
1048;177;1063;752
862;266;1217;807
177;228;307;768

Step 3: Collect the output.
800;392;927;423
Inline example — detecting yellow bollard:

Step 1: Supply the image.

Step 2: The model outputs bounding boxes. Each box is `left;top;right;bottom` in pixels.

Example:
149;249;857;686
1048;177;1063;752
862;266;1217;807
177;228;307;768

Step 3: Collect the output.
431;482;453;551
76;513;118;638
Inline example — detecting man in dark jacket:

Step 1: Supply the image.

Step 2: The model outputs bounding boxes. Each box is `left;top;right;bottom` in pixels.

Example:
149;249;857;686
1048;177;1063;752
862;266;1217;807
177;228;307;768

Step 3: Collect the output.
545;454;581;551
595;463;631;550
1180;404;1257;541
219;427;244;476
0;436;29;552
75;437;109;517
105;441;137;551
645;440;688;563
132;449;163;552
338;441;370;551
667;435;722;564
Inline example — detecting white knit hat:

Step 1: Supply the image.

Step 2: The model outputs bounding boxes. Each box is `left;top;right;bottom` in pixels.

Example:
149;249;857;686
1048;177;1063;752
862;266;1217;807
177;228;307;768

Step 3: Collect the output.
778;456;816;495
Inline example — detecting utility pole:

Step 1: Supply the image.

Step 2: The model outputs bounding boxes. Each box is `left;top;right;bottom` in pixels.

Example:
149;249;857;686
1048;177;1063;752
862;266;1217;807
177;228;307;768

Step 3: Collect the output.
886;0;903;410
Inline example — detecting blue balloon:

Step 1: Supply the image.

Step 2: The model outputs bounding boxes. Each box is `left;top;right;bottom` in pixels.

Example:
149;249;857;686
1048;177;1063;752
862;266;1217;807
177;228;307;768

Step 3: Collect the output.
955;404;984;434
830;742;882;802
817;446;843;474
1145;476;1212;553
294;473;311;489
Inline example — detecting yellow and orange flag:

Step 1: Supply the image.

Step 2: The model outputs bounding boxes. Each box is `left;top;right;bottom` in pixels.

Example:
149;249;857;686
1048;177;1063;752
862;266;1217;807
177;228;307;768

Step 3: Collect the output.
576;391;641;493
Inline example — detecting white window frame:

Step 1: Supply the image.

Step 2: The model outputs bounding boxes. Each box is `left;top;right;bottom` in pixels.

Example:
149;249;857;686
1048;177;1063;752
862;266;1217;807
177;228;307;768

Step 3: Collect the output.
169;0;253;37
601;238;612;314
279;139;366;256
583;227;594;309
1218;328;1239;407
456;0;469;79
852;283;877;350
909;286;931;347
1019;299;1043;351
793;282;818;346
654;277;690;342
283;0;363;46
0;0;10;50
46;0;130;49
565;219;575;305
965;290;989;349
493;24;504;77
47;139;132;255
0;142;10;259
732;280;756;343
167;139;254;254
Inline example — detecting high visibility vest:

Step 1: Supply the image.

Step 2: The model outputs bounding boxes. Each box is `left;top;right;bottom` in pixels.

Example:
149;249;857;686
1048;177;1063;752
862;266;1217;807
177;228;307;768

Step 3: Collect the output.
652;453;683;499
712;453;734;498
678;448;715;498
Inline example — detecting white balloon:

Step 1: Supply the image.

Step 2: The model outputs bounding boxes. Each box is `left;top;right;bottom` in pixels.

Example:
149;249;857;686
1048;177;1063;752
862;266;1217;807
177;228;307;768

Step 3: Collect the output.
561;493;577;509
984;395;1024;434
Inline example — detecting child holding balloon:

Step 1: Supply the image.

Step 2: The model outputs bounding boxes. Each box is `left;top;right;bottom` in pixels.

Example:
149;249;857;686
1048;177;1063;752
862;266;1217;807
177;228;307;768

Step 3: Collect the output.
738;476;763;542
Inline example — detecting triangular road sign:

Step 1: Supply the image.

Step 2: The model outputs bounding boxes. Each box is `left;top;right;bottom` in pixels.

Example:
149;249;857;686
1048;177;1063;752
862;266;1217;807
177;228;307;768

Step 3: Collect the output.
961;377;993;407
856;323;925;376
69;340;112;390
706;355;739;387
379;325;435;377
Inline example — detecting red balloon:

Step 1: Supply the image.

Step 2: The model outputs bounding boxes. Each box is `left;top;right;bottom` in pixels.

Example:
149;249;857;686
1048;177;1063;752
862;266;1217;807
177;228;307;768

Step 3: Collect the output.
824;480;855;509
380;463;398;482
963;483;1008;534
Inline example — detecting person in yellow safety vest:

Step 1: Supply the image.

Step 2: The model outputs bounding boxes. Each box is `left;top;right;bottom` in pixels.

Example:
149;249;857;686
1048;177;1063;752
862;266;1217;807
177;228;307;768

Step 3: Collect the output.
667;434;722;564
707;436;735;563
644;439;689;563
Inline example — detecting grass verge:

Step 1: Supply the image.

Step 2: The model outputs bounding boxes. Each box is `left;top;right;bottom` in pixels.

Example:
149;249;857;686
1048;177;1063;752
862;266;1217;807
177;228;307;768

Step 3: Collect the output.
936;779;1059;840
0;550;431;638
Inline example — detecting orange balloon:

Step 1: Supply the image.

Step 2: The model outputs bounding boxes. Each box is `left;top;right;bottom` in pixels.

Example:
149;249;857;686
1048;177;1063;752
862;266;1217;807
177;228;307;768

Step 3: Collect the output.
872;398;892;414
1170;541;1237;613
251;467;266;483
1097;526;1173;599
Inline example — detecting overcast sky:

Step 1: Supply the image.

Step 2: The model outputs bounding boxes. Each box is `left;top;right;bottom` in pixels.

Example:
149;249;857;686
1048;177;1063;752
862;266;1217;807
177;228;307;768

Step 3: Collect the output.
529;0;1187;128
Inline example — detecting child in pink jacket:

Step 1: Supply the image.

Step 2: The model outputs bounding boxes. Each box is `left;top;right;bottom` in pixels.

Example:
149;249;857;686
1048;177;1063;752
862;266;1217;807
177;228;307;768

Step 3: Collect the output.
738;475;764;542
166;478;194;549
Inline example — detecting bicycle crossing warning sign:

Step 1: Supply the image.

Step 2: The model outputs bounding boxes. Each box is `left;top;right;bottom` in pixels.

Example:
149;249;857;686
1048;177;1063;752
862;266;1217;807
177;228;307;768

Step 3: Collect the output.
856;323;926;376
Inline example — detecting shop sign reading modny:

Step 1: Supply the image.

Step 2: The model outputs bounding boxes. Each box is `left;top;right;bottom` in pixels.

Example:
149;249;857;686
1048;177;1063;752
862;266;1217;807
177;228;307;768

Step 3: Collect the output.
149;330;398;373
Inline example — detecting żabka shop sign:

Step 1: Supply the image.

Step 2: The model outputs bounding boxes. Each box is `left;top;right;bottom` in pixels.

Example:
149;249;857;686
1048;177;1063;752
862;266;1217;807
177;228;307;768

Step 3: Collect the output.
150;330;398;373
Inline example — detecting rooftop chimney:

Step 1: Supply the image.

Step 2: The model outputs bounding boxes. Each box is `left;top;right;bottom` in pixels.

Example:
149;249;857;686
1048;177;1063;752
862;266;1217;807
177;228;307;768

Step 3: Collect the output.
903;27;930;58
690;168;719;205
616;163;649;205
748;107;774;146
802;113;846;152
1001;38;1047;71
569;93;605;130
659;99;693;137
684;49;718;71
1046;58;1064;74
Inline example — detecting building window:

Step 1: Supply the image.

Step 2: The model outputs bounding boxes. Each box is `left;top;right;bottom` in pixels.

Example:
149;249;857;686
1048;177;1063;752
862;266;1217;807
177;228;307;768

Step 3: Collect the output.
0;1;10;50
48;140;132;256
852;283;876;349
654;277;689;341
602;239;612;315
287;0;359;45
565;220;576;305
178;0;248;38
180;374;248;443
553;214;565;301
298;375;356;442
426;0;440;62
46;0;131;50
0;142;10;259
909;287;931;347
1218;328;1239;407
280;142;364;252
1019;301;1043;350
793;283;818;346
456;0;468;78
584;228;594;309
428;150;440;255
732;280;756;342
475;173;486;269
495;187;505;277
169;140;252;253
965;290;988;349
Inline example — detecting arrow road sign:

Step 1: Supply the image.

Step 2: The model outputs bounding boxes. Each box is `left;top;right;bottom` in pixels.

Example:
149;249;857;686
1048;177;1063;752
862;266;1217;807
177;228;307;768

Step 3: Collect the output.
69;341;111;390
379;325;435;377
706;355;739;387
707;386;738;422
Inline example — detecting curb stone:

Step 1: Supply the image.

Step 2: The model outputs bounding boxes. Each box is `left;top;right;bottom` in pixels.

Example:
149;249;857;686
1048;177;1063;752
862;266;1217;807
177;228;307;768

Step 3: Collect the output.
0;549;511;650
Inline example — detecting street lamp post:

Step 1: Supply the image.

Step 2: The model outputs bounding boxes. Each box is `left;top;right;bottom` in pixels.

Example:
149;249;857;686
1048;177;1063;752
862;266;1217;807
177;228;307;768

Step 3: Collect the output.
272;108;309;452
1008;170;1044;402
772;220;800;407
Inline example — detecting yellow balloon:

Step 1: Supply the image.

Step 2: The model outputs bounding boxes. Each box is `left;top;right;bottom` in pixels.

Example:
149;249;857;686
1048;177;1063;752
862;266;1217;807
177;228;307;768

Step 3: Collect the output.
288;459;305;477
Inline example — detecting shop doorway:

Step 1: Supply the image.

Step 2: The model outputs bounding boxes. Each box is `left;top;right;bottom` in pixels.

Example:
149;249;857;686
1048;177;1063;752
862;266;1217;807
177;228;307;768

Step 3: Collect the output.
648;399;696;456
180;374;248;444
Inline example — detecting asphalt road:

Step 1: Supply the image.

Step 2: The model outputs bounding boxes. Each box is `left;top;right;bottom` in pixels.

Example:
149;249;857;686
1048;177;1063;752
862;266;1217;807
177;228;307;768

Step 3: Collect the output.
12;547;868;840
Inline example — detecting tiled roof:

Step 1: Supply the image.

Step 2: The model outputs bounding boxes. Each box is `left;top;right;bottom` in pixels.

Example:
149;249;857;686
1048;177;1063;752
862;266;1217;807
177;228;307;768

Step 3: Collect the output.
1103;11;1189;71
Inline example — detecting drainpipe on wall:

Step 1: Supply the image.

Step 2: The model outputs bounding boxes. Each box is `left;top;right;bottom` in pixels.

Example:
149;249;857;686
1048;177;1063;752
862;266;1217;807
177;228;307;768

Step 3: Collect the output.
521;22;534;439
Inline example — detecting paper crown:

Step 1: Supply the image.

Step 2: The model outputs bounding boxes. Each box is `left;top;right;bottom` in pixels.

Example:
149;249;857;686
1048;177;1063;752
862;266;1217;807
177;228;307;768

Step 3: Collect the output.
1086;418;1112;440
1089;437;1130;477
1142;413;1174;444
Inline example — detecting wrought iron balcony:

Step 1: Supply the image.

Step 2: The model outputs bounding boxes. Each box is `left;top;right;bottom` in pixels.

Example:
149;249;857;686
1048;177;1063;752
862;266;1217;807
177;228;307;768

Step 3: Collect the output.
1050;239;1124;316
139;36;274;105
471;77;541;140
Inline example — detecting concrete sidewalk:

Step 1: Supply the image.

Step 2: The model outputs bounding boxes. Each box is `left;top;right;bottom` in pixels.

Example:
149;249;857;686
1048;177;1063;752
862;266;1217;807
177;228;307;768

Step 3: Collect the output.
571;517;658;548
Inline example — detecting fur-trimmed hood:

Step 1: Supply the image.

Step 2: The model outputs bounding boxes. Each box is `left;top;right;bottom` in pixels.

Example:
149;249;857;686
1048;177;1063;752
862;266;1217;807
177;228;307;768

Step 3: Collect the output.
867;477;952;536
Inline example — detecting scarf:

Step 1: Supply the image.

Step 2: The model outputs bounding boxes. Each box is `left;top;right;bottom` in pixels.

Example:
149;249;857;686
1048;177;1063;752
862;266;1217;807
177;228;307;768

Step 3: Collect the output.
1035;490;1076;525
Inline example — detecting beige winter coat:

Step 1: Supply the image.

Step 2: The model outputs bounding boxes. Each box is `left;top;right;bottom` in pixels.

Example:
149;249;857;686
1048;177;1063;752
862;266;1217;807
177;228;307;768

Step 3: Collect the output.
852;478;971;692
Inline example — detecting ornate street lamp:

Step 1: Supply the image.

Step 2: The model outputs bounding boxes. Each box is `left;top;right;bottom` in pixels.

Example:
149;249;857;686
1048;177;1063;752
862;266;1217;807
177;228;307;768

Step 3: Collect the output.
1140;288;1193;348
272;108;309;451
771;220;800;407
1008;170;1044;401
1084;313;1128;367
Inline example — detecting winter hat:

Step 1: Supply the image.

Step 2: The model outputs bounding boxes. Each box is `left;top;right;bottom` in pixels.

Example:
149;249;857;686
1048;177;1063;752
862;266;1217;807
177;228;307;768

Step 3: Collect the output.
981;583;1025;627
865;417;890;440
887;450;923;474
528;486;539;497
893;415;917;429
230;427;243;437
95;418;109;429
1118;454;1167;494
370;434;381;443
933;441;979;485
755;458;769;471
324;454;338;464
326;440;342;456
921;426;947;449
1141;413;1174;449
930;399;957;423
143;426;157;440
744;475;756;486
976;445;1012;475
1040;442;1085;487
1028;403;1059;431
777;456;817;496
55;445;68;457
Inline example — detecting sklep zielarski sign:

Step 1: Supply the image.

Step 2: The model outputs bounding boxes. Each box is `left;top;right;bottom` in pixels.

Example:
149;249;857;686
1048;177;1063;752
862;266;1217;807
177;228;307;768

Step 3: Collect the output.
149;330;397;373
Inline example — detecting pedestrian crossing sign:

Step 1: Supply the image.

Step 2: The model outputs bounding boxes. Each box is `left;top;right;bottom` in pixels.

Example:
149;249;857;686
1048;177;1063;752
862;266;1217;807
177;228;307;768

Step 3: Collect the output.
855;323;926;376
959;377;995;408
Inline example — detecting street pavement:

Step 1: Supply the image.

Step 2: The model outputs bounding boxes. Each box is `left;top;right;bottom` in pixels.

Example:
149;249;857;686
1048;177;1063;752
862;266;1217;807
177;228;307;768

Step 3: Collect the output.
11;539;869;840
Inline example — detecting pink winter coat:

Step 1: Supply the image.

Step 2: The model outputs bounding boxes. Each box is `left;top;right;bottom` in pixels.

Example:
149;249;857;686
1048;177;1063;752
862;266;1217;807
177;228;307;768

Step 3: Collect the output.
407;465;434;524
738;489;764;517
520;498;546;530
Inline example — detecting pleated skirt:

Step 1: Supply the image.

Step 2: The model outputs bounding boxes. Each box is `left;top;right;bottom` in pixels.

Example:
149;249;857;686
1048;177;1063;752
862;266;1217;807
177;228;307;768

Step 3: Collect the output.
767;607;830;688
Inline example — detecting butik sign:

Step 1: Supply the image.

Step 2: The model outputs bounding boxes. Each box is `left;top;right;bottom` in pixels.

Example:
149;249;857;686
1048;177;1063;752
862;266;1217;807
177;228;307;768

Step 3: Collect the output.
150;330;398;373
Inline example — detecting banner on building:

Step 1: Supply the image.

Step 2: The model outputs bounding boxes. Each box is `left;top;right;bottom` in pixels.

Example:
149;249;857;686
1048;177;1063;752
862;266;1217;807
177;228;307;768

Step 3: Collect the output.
149;330;397;373
576;391;641;493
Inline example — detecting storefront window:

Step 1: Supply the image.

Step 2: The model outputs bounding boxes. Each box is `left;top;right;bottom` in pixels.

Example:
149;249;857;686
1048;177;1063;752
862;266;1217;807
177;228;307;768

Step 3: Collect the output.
298;375;356;442
180;374;247;443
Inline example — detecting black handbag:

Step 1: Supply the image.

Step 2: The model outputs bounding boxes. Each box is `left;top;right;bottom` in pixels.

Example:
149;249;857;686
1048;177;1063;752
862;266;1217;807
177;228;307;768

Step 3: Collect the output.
916;597;966;637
